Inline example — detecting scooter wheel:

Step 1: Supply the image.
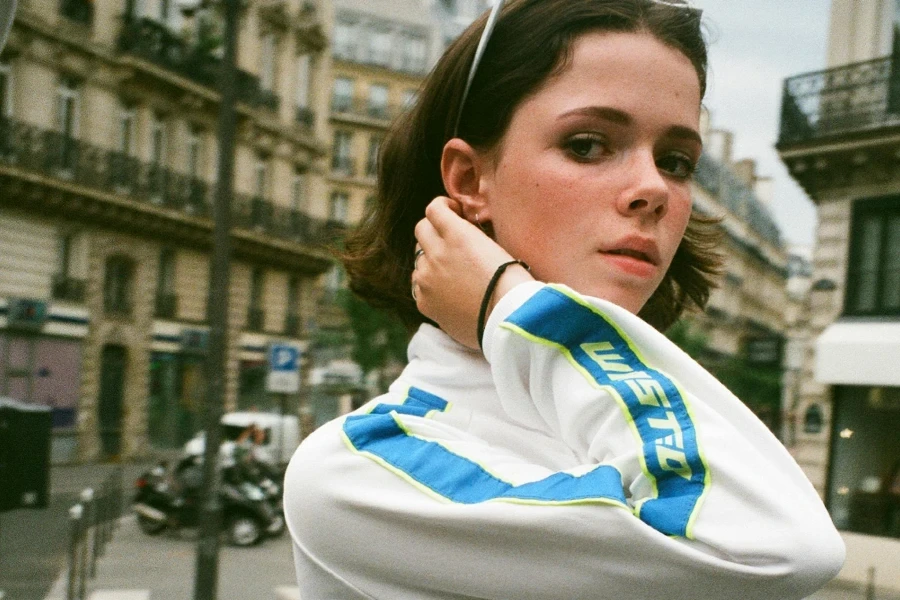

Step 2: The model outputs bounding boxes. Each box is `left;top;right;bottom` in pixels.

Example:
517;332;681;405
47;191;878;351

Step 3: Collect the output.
228;515;263;547
266;514;286;538
137;514;167;536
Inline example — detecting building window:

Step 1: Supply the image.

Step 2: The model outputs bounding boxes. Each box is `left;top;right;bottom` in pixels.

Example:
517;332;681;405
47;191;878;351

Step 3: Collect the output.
331;77;354;112
150;114;167;166
155;248;177;318
291;169;306;212
186;125;204;179
0;61;11;118
104;255;134;316
52;233;86;302
253;153;269;198
120;105;136;155
56;77;80;172
828;386;900;539
331;130;354;175
285;275;302;336
60;0;94;25
260;32;278;92
370;30;392;67
295;54;311;109
366;135;382;177
334;21;356;59
367;84;388;118
329;191;349;223
248;267;265;331
845;197;900;316
400;35;427;73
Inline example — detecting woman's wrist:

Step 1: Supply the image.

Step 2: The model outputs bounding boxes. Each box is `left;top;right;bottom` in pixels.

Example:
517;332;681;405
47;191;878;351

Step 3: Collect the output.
486;264;534;320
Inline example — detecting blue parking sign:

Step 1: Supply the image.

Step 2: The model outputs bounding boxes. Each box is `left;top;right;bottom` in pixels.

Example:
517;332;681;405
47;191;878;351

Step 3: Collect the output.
267;343;302;393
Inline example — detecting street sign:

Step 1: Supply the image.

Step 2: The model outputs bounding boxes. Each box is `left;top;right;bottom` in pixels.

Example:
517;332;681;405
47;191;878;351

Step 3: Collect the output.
266;343;302;394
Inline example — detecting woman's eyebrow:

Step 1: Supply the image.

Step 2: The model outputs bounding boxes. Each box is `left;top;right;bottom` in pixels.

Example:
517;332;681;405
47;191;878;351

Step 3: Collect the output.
557;105;702;148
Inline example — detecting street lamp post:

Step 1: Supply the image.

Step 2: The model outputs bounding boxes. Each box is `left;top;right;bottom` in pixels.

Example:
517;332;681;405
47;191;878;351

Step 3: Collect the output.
177;0;241;598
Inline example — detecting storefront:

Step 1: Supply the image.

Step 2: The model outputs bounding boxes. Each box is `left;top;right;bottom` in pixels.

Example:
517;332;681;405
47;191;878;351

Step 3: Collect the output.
827;385;900;539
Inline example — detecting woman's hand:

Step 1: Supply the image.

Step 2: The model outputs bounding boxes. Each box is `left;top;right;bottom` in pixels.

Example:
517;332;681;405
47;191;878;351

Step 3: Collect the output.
413;196;534;349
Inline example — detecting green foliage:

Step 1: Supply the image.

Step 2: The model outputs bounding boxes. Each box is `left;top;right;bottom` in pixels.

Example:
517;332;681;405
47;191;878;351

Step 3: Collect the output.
664;319;708;360
338;289;409;376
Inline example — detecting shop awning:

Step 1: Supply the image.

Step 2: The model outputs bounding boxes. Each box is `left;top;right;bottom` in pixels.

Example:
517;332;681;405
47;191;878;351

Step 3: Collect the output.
815;320;900;386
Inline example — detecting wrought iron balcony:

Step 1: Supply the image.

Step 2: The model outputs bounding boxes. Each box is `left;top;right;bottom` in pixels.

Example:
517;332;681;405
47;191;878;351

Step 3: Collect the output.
117;17;280;113
0;115;334;248
779;55;900;147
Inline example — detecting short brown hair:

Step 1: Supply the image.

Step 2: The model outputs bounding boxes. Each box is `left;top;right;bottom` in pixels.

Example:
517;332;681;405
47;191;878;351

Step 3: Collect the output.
342;0;722;332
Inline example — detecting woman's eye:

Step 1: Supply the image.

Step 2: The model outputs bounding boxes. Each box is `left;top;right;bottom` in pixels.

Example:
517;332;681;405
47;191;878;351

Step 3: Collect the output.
565;134;607;160
657;153;697;179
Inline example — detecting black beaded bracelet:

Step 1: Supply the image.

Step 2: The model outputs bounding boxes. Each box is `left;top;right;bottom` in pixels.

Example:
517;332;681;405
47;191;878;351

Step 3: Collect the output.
477;259;530;351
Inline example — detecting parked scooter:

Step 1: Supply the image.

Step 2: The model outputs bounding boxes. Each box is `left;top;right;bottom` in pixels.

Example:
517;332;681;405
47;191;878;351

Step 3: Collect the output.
132;453;283;546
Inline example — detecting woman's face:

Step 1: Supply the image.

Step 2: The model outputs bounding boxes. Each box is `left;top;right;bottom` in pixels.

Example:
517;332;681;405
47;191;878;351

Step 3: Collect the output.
478;31;702;314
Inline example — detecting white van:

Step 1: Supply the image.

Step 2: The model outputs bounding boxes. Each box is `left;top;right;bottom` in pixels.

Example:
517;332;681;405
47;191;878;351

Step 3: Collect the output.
184;412;301;467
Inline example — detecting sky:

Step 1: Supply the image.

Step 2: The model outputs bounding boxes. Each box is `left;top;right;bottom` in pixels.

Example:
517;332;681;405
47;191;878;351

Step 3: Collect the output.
690;0;834;251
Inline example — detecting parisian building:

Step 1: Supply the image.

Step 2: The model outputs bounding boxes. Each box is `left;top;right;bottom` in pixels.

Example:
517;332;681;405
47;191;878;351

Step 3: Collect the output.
0;0;335;463
309;0;441;428
686;114;791;432
777;0;900;592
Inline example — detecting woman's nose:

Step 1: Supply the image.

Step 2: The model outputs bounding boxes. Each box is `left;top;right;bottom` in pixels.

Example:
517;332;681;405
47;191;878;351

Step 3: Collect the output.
617;152;669;219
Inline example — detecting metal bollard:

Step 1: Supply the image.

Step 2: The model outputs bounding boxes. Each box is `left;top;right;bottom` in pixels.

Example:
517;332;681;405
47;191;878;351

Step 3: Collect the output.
866;566;876;600
91;489;103;576
78;489;93;597
67;504;83;600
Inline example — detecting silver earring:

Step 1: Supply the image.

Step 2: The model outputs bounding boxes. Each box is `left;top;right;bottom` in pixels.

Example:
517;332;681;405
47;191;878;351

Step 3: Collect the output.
475;213;487;233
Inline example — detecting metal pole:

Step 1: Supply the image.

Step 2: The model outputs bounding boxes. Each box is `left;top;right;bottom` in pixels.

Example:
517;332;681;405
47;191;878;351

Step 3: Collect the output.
193;0;239;598
67;504;83;600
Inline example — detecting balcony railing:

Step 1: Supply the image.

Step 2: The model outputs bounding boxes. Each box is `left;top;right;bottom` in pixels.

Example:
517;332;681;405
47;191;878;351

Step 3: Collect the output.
330;97;404;122
117;17;281;113
52;274;87;303
779;55;900;146
0;115;335;247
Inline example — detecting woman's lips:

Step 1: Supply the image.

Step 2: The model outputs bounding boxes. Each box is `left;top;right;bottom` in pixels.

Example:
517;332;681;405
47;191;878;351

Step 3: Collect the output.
600;251;658;278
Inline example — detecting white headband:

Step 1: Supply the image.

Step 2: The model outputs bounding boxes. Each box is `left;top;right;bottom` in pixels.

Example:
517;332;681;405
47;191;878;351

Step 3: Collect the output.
0;0;16;52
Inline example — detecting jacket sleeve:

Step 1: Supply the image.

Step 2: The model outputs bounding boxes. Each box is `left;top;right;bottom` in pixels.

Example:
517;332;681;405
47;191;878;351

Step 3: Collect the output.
284;281;844;600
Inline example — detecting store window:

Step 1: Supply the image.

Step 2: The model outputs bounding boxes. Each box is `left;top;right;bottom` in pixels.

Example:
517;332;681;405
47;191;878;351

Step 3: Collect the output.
828;386;900;539
845;197;900;316
148;352;203;448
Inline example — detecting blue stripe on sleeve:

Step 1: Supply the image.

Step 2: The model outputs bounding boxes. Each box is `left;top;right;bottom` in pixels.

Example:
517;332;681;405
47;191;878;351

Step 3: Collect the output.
343;387;628;507
503;287;708;537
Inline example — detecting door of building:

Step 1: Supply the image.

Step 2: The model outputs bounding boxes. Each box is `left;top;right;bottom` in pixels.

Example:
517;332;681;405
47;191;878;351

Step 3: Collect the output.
97;345;126;459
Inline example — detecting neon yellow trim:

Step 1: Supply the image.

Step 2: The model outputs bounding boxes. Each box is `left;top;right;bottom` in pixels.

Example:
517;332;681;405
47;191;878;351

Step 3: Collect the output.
547;283;712;538
340;429;454;504
500;318;661;505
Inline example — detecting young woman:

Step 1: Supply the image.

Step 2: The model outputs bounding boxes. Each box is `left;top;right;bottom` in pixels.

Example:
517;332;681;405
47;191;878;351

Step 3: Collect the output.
284;1;845;598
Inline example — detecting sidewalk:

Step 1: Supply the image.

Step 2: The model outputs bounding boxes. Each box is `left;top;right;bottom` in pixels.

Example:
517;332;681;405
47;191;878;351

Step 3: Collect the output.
42;514;297;600
0;461;155;600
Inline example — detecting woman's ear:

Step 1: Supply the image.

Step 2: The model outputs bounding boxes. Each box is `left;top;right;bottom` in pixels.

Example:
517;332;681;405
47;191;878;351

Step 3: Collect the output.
441;138;491;224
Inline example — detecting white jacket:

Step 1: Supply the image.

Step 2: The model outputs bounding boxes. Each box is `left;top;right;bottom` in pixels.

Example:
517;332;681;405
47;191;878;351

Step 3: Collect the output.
284;282;845;600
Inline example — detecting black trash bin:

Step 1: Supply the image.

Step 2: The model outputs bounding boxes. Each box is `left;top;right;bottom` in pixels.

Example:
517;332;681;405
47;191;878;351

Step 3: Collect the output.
0;398;52;511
